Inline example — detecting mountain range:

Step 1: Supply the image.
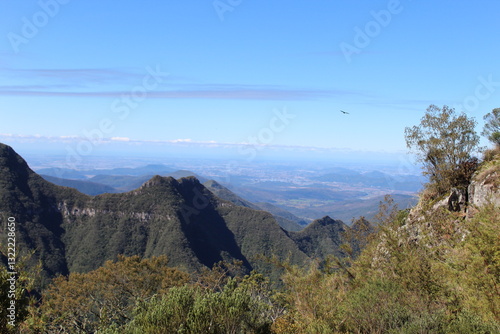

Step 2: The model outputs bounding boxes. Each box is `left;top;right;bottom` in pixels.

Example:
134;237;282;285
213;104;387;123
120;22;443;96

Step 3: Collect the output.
37;162;420;228
0;143;350;283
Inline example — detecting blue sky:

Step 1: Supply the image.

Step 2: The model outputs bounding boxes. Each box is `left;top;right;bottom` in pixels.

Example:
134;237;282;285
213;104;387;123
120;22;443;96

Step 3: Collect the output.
0;0;499;162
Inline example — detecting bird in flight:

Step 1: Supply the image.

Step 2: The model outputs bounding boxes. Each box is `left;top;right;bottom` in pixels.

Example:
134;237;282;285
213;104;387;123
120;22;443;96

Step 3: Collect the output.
340;110;349;114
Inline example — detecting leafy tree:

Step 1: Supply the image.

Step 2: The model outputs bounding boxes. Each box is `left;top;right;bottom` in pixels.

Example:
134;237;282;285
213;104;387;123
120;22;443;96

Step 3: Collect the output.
39;255;189;333
482;108;500;147
404;104;480;194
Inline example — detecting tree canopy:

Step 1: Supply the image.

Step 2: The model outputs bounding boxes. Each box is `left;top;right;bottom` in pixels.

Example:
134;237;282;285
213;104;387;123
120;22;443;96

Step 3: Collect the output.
482;108;500;147
404;104;480;194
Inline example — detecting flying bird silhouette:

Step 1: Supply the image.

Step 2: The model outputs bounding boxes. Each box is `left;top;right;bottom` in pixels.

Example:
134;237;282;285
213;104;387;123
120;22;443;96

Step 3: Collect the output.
340;110;349;114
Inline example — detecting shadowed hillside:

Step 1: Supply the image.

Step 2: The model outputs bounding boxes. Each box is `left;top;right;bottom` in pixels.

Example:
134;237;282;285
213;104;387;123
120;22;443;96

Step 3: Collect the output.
0;143;320;283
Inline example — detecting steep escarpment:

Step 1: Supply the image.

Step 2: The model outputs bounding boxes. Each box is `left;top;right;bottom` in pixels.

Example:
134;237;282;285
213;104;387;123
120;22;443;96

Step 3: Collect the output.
0;144;316;282
0;144;86;279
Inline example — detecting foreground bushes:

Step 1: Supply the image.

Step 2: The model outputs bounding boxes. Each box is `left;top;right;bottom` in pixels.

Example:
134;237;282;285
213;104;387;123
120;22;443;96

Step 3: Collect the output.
277;200;500;334
10;201;500;333
125;275;275;334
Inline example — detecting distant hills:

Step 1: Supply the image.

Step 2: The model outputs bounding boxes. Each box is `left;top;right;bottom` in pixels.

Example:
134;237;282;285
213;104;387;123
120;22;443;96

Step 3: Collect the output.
35;158;423;228
40;175;117;196
0;143;352;283
37;164;176;179
313;168;425;192
39;168;206;194
284;193;418;223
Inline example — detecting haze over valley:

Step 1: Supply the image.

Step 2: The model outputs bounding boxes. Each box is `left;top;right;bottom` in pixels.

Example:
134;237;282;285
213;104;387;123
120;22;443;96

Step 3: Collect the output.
26;153;424;225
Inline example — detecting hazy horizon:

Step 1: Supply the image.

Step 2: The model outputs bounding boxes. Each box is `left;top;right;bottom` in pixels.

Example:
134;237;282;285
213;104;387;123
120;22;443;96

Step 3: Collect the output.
8;140;421;175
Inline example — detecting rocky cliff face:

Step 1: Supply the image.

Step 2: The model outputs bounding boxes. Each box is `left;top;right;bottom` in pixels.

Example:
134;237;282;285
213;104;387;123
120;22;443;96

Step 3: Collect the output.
467;165;500;217
419;159;500;219
385;156;500;261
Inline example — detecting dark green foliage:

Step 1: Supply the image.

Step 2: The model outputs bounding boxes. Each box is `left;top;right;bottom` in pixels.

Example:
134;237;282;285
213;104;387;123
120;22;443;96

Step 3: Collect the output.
35;261;279;333
0;253;40;333
448;157;480;190
0;144;87;283
287;216;348;260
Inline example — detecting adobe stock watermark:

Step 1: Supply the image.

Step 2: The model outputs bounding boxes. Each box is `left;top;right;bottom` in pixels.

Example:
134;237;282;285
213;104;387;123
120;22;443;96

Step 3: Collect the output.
339;0;404;63
213;0;243;21
180;186;211;225
5;216;17;328
64;65;169;170
7;0;71;54
454;75;500;113
217;107;295;186
238;107;296;161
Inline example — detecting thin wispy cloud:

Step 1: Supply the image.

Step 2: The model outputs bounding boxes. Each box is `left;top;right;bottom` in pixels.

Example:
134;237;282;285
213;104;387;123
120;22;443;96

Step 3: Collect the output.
110;137;131;142
0;133;356;152
0;86;360;101
0;134;212;146
2;67;146;85
0;67;365;101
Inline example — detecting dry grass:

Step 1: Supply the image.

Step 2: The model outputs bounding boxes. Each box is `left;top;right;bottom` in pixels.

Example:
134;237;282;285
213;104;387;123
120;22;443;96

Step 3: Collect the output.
483;145;500;162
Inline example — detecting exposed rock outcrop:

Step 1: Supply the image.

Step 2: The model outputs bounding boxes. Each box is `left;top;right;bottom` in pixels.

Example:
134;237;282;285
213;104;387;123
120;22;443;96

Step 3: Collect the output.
400;159;500;251
467;169;500;217
432;188;468;214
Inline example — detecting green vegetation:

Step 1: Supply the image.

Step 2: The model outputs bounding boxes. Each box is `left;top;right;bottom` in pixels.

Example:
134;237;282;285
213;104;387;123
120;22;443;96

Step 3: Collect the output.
13;193;498;333
0;145;313;279
32;256;189;333
123;273;277;334
482;108;500;147
288;217;348;260
0;253;40;334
